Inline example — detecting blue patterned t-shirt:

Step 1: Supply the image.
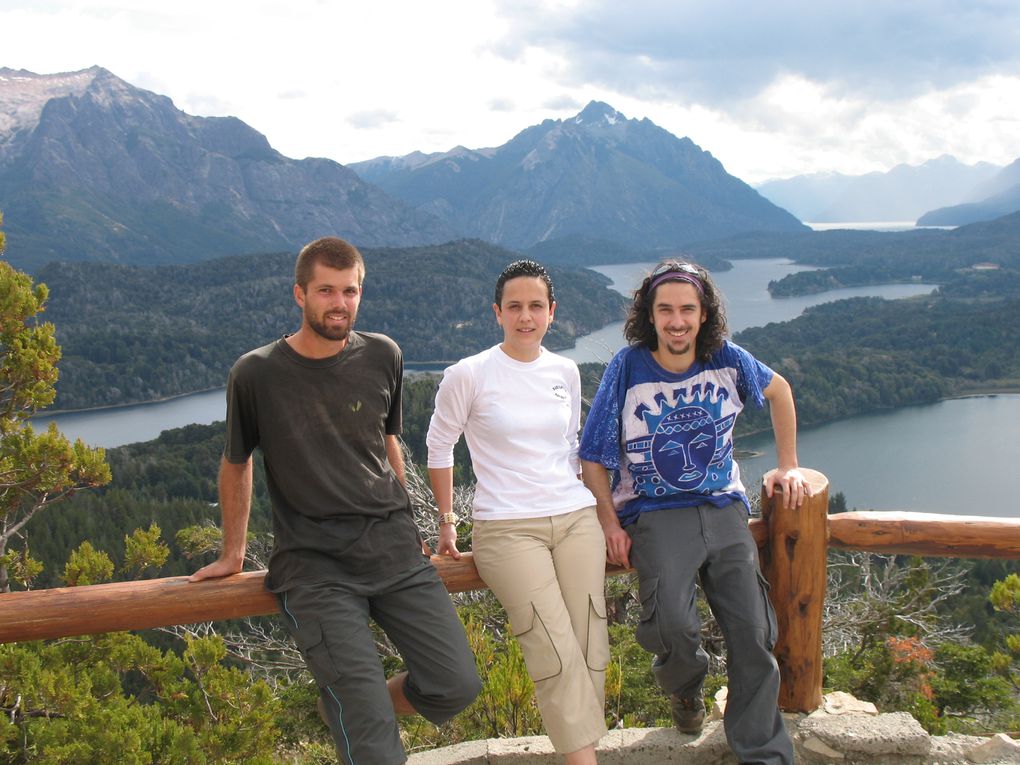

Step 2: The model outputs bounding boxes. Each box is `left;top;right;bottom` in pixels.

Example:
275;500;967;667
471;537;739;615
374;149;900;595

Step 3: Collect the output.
579;341;773;526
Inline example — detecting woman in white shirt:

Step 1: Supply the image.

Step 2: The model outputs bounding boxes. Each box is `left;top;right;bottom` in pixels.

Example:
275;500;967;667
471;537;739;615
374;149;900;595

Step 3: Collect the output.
426;260;609;765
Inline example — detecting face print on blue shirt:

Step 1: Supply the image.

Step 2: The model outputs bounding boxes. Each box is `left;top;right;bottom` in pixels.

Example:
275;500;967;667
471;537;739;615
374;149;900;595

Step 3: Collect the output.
624;382;736;495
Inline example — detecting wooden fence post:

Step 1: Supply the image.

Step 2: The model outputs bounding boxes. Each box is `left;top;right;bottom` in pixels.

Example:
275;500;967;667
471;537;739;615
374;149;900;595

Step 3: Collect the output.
760;468;829;712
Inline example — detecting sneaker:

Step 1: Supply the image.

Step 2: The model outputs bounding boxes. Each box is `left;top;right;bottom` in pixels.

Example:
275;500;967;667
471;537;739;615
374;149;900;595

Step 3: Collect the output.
670;693;706;735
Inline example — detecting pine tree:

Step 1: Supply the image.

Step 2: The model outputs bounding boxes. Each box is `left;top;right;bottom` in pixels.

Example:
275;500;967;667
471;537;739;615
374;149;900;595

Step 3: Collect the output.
0;212;111;591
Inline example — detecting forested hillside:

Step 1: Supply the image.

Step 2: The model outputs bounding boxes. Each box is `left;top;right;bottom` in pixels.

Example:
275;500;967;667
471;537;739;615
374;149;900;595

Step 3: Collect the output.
733;295;1020;435
24;204;1020;585
39;239;628;410
19;287;1020;753
687;210;1020;298
31;278;1020;588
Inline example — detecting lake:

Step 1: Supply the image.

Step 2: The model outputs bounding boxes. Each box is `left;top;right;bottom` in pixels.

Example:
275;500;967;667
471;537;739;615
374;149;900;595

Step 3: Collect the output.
38;257;932;444
737;394;1020;517
560;259;935;364
34;258;1018;516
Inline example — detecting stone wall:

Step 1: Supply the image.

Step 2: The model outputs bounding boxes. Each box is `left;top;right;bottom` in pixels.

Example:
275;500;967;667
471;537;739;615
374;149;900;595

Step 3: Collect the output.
408;692;1020;765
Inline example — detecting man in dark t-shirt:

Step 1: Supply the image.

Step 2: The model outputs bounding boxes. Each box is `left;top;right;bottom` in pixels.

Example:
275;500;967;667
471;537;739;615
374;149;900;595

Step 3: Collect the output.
190;237;480;765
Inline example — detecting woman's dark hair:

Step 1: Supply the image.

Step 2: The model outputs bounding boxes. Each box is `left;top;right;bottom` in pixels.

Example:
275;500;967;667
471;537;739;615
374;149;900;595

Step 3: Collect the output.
624;259;728;361
494;260;555;306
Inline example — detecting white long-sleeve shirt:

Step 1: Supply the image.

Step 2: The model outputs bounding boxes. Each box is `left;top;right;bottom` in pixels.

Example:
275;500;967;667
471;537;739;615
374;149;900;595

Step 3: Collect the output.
426;345;596;521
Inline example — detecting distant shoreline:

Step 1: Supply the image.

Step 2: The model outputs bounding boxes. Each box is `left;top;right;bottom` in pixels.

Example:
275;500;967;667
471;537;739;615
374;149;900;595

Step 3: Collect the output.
735;385;1020;444
40;386;226;417
40;383;1020;433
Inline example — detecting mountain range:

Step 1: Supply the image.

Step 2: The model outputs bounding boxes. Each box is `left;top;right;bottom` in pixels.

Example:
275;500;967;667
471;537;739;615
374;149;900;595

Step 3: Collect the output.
0;67;455;272
0;71;807;272
755;156;1004;223
917;158;1020;226
351;101;806;251
4;66;1020;276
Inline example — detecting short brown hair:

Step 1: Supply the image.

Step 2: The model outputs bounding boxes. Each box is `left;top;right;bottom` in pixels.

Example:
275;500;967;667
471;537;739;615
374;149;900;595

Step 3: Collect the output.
294;237;365;289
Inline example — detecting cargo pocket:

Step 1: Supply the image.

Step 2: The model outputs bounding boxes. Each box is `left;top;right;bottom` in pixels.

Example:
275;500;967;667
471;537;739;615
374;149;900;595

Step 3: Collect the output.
755;571;779;652
635;577;667;655
291;619;343;688
586;594;610;672
507;603;562;683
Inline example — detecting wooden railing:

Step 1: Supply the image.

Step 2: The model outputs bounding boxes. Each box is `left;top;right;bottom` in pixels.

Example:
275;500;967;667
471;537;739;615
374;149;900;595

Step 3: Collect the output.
2;468;1019;713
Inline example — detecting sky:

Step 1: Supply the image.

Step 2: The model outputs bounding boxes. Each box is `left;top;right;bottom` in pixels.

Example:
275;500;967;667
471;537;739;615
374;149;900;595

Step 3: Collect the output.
3;0;1020;184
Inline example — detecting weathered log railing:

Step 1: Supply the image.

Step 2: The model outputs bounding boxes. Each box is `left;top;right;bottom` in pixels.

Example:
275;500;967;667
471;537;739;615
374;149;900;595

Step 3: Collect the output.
2;468;1020;714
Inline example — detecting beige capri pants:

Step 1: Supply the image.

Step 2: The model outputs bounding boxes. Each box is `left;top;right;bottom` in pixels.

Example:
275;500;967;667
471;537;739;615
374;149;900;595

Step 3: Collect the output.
472;506;610;754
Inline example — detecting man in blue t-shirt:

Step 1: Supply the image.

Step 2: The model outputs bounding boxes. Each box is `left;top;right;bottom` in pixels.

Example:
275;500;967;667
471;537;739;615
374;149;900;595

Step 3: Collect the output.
580;260;810;765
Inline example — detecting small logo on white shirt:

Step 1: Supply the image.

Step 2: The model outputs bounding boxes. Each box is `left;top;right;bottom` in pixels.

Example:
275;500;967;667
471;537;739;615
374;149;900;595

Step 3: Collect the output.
551;384;568;400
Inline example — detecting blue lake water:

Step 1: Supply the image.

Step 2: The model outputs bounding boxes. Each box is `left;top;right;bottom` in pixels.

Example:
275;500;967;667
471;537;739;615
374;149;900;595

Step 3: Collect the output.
38;258;930;446
34;258;1018;516
559;259;935;364
737;394;1020;517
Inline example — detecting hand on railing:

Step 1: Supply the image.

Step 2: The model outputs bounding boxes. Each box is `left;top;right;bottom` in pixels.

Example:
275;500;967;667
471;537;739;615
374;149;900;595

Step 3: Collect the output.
188;555;244;583
764;467;813;509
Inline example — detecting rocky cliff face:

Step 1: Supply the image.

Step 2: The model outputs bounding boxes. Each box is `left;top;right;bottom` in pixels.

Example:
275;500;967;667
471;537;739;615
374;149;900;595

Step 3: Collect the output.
352;101;806;251
0;67;457;272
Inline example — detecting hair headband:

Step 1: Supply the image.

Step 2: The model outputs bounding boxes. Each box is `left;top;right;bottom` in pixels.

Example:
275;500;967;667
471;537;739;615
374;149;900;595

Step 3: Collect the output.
648;270;705;298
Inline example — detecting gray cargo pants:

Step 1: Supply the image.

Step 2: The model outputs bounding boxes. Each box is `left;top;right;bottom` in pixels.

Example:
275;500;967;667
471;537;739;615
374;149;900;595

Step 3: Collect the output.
627;500;793;765
276;558;481;765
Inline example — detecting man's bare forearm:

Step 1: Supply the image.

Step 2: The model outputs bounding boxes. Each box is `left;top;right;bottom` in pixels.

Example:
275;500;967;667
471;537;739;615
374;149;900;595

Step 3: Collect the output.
189;456;252;581
219;456;253;565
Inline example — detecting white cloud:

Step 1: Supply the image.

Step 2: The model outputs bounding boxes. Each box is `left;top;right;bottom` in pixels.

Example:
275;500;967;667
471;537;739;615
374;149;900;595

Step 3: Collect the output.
1;0;1019;181
346;109;400;130
491;0;1020;102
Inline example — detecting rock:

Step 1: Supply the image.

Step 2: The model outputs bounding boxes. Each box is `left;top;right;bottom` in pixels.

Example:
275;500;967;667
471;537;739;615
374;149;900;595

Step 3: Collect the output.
795;711;930;762
407;739;487;765
486;735;555;764
409;705;1017;765
931;733;992;764
709;686;728;721
608;722;736;764
823;691;880;716
802;735;846;759
966;733;1020;764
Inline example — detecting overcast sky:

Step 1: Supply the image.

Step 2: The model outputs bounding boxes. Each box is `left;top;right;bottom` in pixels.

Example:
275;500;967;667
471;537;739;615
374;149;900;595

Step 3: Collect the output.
3;0;1020;184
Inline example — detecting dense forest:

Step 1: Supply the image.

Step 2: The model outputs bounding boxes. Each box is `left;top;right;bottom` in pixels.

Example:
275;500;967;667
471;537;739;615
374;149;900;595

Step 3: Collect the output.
10;249;1020;761
29;274;1020;587
33;211;1020;415
732;293;1020;435
38;239;628;410
20;382;1020;757
685;209;1020;297
34;210;1020;418
24;201;1020;582
523;234;731;270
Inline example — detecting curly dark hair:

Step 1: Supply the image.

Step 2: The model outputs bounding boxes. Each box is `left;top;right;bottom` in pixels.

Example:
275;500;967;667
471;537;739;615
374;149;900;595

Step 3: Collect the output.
624;260;728;362
494;259;555;306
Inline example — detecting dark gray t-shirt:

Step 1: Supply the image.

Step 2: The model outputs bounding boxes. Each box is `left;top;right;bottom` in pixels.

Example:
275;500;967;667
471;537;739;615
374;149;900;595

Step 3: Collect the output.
224;332;424;589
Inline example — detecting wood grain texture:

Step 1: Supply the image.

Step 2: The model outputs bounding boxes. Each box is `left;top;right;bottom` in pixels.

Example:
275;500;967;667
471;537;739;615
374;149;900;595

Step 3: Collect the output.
761;468;830;713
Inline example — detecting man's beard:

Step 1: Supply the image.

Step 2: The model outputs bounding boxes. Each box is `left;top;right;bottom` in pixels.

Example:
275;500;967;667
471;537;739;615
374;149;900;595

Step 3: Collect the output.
664;339;693;355
660;333;694;356
307;310;355;342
